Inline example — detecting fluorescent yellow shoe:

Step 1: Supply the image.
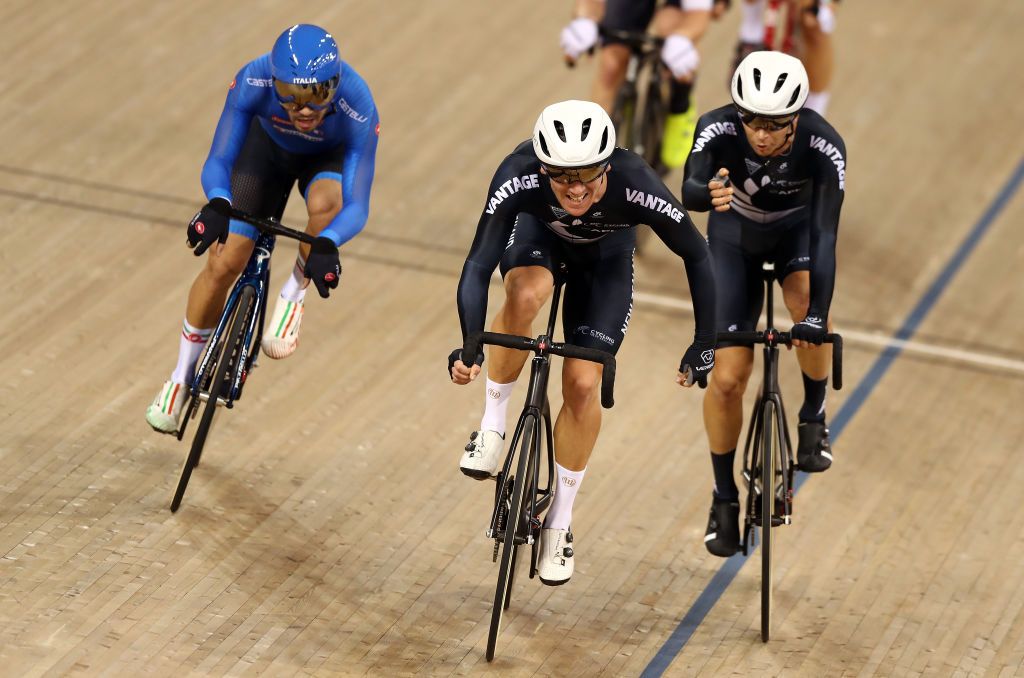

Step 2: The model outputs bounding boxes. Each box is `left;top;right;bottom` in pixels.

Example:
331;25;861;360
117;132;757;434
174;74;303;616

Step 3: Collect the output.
660;108;698;170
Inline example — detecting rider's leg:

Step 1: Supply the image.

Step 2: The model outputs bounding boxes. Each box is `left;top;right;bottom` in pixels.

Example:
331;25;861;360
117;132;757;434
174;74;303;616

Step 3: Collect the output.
264;178;343;359
782;269;836;471
781;270;832;419
798;0;836;116
592;43;630;113
703;347;756;497
146;233;255;434
460;265;554;478
484;265;555;433
537;358;602;585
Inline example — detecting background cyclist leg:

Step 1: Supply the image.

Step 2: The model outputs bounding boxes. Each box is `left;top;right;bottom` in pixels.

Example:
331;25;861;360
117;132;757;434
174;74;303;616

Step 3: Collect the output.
262;177;342;359
781;270;835;471
460;265;555;478
651;2;712;170
731;0;768;72
146;233;255;433
798;0;837;116
702;346;755;556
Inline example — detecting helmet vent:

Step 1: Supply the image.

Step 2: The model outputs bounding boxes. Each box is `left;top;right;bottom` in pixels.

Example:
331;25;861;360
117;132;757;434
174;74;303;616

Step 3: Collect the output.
773;73;787;93
554;120;567;142
599;126;609;153
736;77;744;100
753;68;761;90
786;85;802;109
538;131;551;157
581;118;592;141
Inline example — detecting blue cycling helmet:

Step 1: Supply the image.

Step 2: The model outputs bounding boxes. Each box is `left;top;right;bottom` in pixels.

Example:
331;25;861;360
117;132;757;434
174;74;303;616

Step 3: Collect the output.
271;24;340;86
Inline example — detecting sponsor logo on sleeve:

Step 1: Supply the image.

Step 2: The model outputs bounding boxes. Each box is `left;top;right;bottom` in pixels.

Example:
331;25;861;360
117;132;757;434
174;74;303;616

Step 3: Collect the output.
245;77;273;87
484;174;541;214
691;121;737;153
810;135;846;189
339;97;369;123
624;188;684;223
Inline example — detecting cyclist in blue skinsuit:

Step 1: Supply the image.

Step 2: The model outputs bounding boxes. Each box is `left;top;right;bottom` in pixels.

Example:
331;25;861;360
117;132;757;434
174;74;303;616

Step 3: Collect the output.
146;24;379;434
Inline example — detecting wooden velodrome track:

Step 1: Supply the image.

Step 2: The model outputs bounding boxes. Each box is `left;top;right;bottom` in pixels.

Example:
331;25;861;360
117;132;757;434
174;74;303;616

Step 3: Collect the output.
2;1;1023;675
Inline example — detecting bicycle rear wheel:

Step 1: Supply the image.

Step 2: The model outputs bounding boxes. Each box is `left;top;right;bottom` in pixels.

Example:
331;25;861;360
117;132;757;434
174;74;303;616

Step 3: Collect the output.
169;286;255;512
760;398;777;642
486;415;536;662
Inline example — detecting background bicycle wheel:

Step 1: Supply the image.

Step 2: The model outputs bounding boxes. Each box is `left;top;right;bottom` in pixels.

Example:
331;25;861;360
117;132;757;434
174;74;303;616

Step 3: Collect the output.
1;1;1022;675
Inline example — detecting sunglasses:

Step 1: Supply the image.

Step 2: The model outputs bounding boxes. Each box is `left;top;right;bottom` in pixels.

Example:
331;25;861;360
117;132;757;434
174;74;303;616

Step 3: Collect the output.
274;78;337;112
736;108;796;131
542;162;609;185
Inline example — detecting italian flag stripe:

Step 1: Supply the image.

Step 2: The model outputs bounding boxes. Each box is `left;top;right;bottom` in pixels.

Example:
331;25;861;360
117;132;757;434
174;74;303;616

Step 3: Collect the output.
275;301;295;337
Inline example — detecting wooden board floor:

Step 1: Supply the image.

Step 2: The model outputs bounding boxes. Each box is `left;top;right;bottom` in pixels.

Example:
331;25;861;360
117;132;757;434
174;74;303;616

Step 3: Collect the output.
2;1;1023;675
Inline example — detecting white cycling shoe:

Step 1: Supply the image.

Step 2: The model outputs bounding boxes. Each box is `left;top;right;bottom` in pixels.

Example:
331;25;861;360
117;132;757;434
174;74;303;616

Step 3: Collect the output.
459;430;504;479
261;296;304;359
145;380;187;434
537;527;574;586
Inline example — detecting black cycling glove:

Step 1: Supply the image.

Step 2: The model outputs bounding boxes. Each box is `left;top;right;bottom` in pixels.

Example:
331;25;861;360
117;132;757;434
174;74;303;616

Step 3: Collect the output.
304;236;341;298
790;312;827;345
186;197;231;256
679;337;716;389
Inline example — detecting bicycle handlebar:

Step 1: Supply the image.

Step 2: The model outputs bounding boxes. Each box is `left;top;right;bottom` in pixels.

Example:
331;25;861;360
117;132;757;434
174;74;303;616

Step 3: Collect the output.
227;207;318;246
717;330;844;391
464;331;617;409
598;27;665;50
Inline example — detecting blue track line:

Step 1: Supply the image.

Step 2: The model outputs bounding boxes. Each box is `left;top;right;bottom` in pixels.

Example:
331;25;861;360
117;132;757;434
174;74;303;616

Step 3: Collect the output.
640;156;1024;678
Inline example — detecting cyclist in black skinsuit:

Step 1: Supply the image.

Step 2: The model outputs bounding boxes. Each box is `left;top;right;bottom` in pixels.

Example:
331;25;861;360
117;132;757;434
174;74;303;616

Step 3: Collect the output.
682;51;846;558
448;100;717;586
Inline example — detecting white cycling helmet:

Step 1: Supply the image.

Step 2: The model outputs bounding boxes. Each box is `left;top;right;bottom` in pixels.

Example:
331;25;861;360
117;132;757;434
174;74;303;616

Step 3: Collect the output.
532;99;615;168
731;50;809;117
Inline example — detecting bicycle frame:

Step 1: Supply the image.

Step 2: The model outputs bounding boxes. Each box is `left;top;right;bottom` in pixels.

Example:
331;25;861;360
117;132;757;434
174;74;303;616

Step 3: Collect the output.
176;210;316;441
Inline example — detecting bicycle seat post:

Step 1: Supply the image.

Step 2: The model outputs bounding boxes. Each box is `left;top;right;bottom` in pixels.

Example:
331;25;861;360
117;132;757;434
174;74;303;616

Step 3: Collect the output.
762;262;776;332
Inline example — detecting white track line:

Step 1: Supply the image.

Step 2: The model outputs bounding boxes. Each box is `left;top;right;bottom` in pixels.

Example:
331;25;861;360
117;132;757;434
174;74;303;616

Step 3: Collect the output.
633;290;1024;375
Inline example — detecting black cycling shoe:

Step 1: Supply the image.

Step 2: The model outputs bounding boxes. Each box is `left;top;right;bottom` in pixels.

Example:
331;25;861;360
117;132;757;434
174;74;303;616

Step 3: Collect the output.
704;493;740;557
797;421;833;473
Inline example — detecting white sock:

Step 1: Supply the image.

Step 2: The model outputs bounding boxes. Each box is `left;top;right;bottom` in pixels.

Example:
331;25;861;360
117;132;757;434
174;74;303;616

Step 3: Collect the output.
739;0;767;43
279;256;308;304
170;319;213;385
804;91;831;117
544;463;586;530
479;378;515;436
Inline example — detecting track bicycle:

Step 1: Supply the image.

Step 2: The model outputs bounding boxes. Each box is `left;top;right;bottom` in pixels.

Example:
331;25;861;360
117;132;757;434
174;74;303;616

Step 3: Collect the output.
717;261;842;642
168;209;318;513
462;280;616;662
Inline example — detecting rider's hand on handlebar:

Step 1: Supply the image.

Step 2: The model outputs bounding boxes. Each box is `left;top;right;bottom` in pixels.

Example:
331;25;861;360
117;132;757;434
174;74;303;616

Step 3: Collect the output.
661;34;700;81
186;197;231;256
676;339;716;389
709;168;733;212
448;348;483;385
304;236;341;298
561;17;599;61
790;312;827;348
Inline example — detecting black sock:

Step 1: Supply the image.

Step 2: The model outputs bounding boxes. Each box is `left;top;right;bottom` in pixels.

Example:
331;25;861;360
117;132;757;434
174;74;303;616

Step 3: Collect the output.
669;79;694;114
799;372;828;423
711;450;739;501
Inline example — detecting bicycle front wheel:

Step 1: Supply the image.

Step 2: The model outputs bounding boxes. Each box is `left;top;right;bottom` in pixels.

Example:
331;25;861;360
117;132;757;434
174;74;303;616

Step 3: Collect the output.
760;398;777;642
170;285;255;512
486;415;536;662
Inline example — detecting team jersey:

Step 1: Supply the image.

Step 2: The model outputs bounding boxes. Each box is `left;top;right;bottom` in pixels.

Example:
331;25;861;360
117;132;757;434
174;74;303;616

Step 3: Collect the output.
682;105;846;316
199;54;380;247
457;141;716;342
